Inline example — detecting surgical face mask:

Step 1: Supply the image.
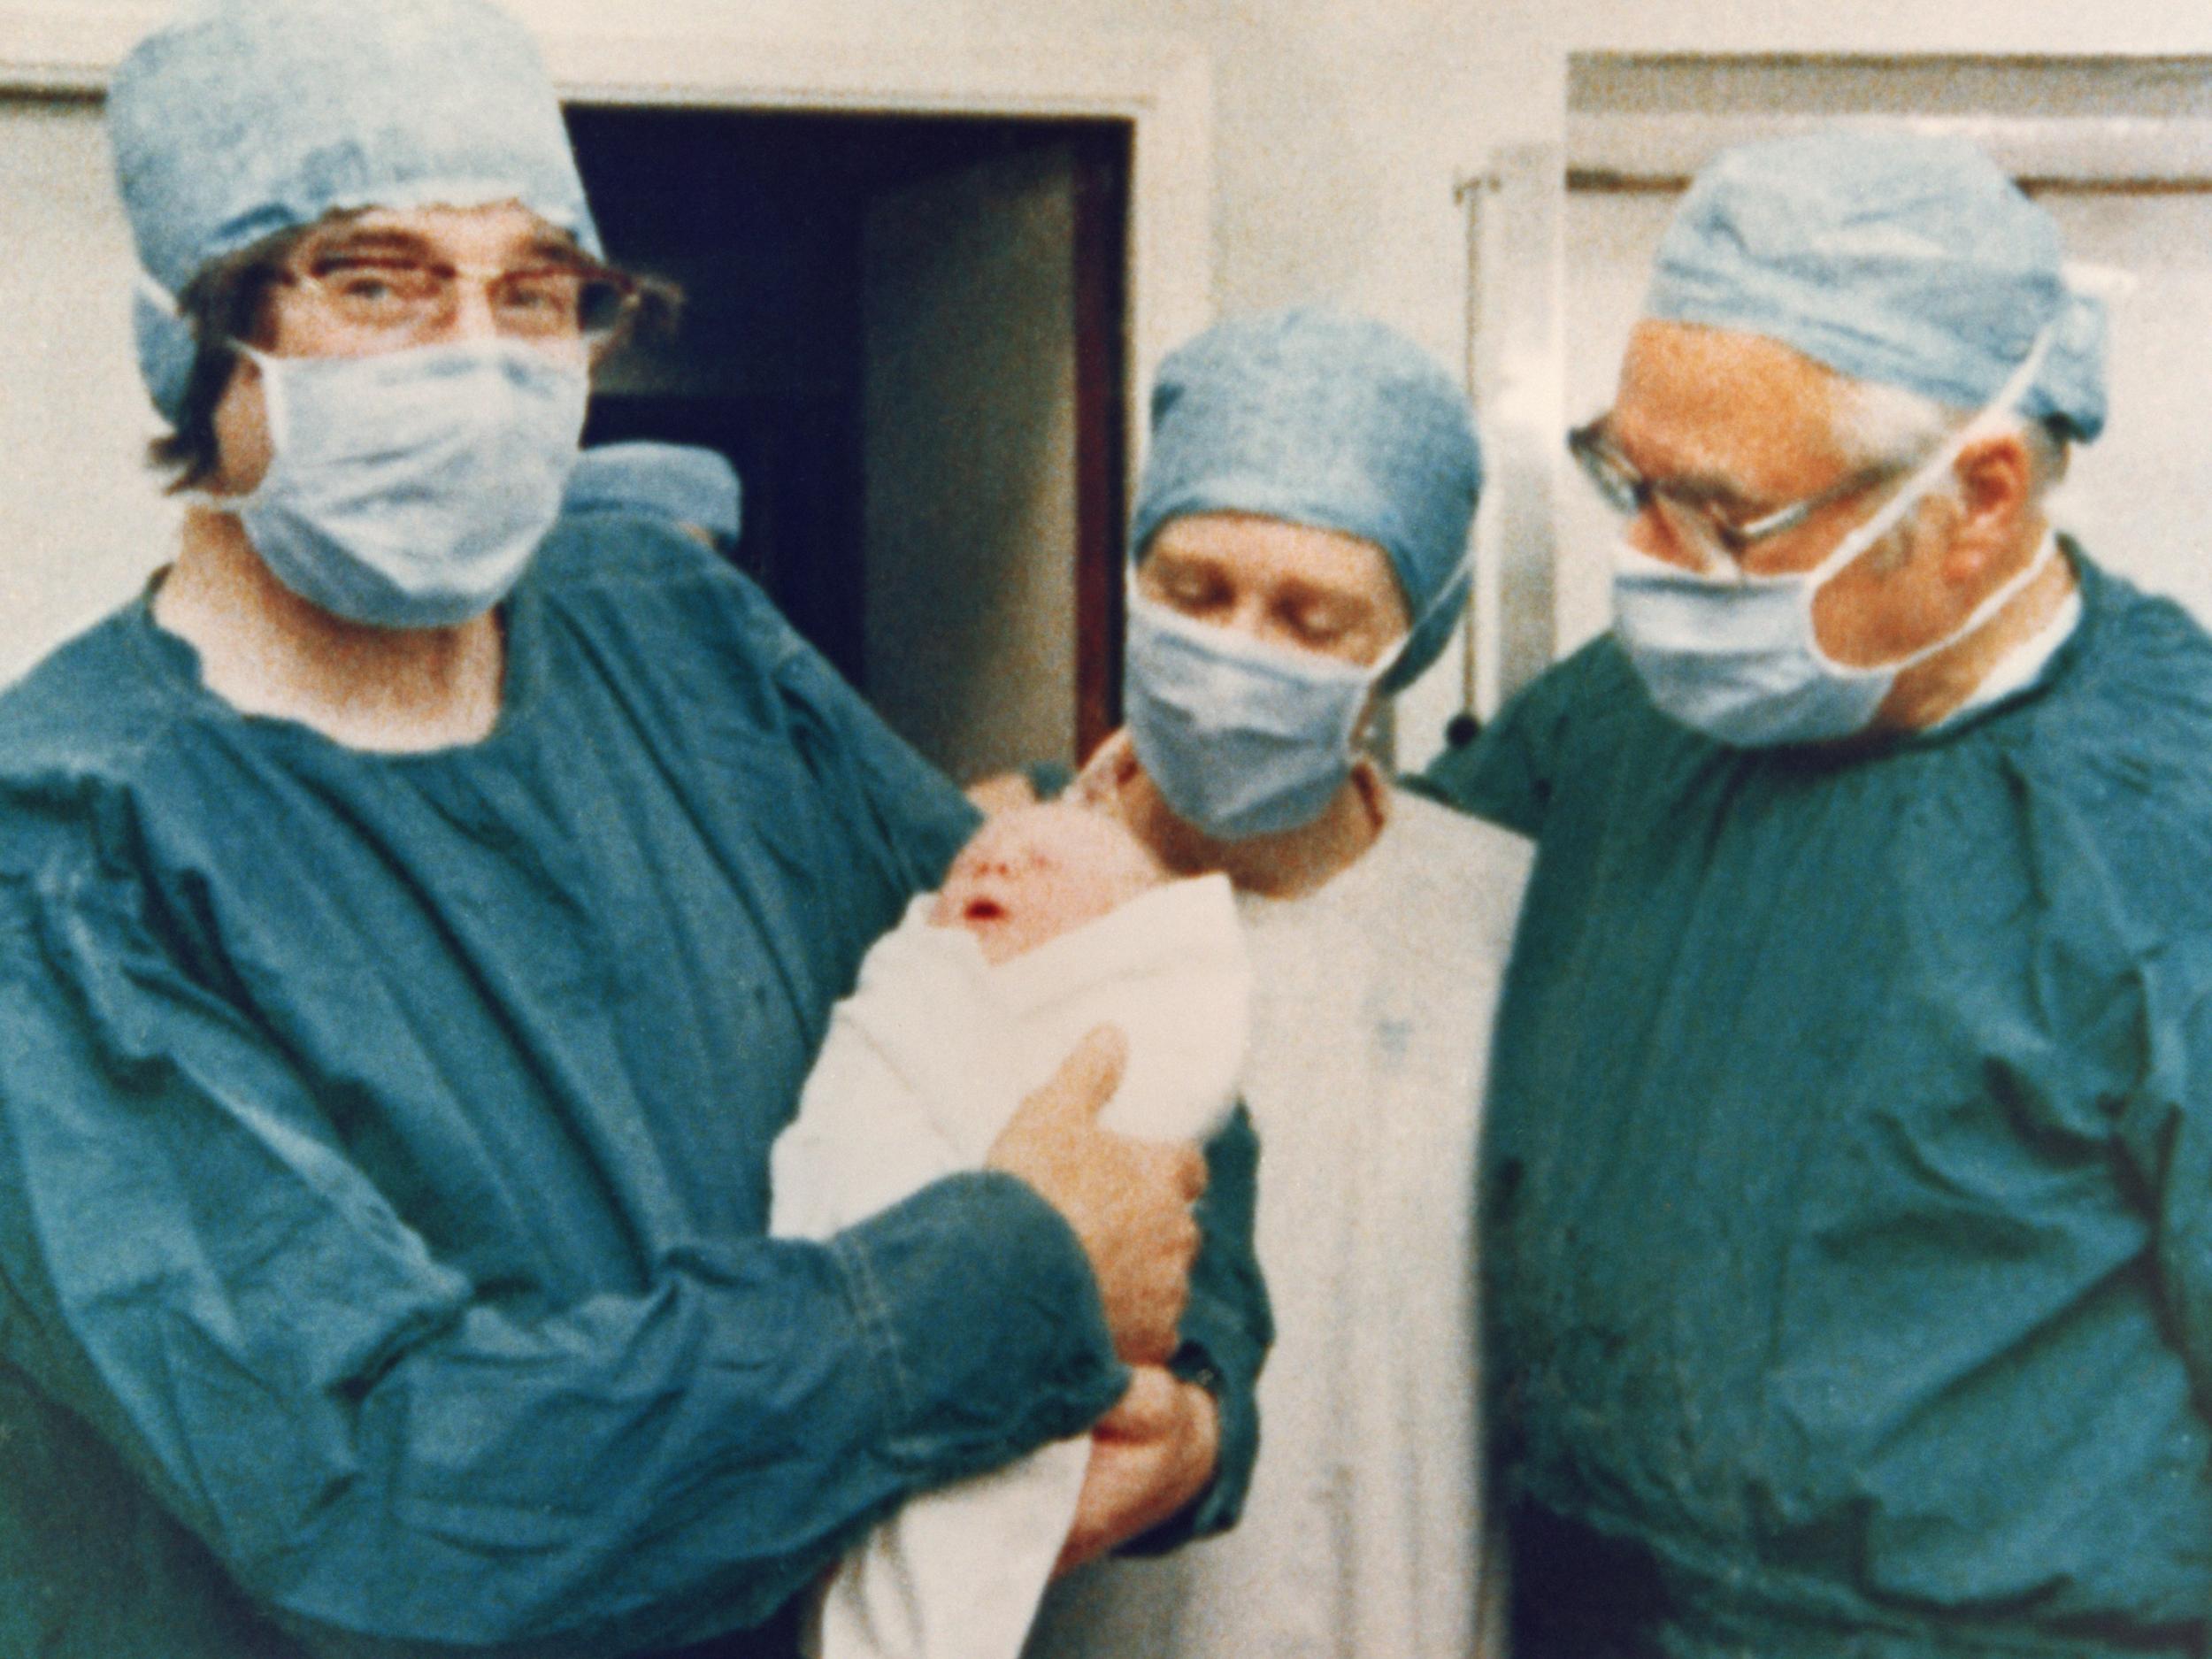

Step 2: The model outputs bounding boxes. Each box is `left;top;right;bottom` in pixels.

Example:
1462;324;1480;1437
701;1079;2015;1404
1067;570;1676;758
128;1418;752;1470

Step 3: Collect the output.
195;339;589;629
1122;549;1469;841
1612;329;2058;748
1123;595;1386;839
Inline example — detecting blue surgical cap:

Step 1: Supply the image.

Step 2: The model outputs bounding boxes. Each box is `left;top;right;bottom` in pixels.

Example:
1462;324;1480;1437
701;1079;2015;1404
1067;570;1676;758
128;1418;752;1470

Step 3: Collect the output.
565;444;743;546
109;0;601;420
1131;308;1483;693
1647;129;2106;442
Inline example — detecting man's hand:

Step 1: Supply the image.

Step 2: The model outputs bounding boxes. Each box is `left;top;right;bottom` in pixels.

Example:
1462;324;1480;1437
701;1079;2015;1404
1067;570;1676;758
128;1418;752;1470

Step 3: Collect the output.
1054;1365;1222;1577
987;1027;1206;1364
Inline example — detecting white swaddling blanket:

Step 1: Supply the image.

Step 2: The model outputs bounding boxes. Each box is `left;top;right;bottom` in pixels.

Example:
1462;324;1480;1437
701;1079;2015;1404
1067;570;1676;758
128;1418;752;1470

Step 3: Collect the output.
770;872;1251;1659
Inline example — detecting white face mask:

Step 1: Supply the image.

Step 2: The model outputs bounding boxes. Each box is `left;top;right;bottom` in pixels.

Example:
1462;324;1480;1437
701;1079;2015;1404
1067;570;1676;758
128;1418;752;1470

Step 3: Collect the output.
1611;329;2058;749
1121;554;1466;841
191;339;589;630
1122;594;1390;840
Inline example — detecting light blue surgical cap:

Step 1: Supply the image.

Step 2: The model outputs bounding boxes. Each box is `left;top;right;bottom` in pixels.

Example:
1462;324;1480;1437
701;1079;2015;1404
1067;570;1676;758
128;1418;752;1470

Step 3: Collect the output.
1647;129;2106;442
565;443;743;546
1131;308;1483;693
109;0;601;420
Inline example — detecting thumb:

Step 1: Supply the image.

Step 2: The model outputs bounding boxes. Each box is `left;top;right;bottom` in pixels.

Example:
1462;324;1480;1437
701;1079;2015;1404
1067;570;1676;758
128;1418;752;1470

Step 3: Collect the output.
1095;1364;1181;1440
1032;1025;1128;1125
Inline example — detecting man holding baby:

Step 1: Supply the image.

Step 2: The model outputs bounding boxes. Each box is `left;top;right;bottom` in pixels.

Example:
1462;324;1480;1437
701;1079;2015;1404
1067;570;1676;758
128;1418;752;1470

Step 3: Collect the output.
0;3;1262;1655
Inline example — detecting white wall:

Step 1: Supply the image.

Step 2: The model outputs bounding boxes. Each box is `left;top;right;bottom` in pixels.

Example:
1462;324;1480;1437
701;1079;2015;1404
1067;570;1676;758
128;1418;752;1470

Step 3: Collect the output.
1555;0;2212;57
0;96;177;685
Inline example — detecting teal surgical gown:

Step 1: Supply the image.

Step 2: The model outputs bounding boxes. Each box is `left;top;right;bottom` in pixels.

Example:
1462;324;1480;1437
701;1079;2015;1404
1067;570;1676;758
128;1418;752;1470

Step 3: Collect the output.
1420;548;2212;1657
0;518;1265;1658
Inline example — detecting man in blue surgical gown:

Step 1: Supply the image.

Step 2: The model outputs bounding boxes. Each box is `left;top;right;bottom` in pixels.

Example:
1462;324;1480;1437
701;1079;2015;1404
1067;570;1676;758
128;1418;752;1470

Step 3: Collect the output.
0;3;1263;1655
1421;130;2212;1656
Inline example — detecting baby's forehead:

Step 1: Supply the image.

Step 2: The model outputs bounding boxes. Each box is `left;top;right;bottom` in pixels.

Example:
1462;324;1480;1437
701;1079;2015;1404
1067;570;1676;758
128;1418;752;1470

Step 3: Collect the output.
965;803;1148;868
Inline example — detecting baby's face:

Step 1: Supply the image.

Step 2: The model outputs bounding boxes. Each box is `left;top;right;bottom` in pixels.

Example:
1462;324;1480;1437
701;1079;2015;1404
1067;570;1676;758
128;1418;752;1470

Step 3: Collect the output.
931;803;1164;964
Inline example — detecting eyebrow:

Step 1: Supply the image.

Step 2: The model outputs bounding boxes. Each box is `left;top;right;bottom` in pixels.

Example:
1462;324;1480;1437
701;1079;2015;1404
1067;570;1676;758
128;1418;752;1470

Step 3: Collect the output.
1661;472;1762;513
302;227;588;267
303;227;433;262
1593;417;1762;512
1146;549;1222;580
521;233;591;266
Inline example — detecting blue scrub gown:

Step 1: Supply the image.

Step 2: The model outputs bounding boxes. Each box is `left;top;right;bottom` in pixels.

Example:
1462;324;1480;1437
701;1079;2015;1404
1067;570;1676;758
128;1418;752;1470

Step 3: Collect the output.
0;518;1263;1658
1420;547;2212;1658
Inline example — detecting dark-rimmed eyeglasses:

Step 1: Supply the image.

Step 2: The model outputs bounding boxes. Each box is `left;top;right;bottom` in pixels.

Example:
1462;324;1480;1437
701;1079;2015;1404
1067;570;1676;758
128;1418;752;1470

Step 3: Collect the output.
1568;418;1900;569
275;250;641;349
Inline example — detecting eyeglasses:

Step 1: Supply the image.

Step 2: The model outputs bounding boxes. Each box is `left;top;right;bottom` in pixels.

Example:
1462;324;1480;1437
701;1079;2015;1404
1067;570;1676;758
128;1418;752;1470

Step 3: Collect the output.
276;251;641;348
1567;418;1898;570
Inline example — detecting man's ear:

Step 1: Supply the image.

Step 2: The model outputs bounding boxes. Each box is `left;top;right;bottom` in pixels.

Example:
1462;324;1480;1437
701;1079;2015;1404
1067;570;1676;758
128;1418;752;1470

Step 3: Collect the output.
1942;431;2034;584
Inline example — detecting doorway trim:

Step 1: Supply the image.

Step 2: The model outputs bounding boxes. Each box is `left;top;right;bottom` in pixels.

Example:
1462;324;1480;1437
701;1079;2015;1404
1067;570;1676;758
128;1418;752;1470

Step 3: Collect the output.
0;4;1214;467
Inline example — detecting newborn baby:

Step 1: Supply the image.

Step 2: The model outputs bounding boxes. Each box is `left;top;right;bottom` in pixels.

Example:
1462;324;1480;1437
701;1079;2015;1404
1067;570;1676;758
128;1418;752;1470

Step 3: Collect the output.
771;803;1251;1659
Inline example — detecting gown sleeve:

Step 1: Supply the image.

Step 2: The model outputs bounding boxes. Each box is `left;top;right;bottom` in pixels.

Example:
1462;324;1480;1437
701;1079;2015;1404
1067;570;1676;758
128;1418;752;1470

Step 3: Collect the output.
1126;1102;1271;1553
0;861;1125;1655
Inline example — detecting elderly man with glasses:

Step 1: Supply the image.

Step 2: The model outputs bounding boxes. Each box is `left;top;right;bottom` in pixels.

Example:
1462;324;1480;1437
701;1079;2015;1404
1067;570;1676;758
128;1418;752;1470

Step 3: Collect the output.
1422;129;2212;1657
0;4;1265;1656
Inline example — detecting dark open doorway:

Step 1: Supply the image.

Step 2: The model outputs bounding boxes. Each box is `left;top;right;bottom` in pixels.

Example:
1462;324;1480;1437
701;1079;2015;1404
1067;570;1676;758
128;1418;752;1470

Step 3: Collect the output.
565;105;1131;782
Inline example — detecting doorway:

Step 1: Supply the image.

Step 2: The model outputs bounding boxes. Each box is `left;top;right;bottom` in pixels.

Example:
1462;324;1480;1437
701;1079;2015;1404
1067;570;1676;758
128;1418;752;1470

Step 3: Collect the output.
569;106;1133;783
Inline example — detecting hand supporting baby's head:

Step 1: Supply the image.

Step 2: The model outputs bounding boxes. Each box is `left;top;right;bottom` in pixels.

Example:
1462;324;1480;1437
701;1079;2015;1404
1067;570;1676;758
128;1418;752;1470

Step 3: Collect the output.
931;803;1169;965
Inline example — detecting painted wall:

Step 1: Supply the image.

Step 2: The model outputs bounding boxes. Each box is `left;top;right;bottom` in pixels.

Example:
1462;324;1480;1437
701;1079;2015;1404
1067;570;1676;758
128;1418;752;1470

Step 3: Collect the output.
0;96;174;686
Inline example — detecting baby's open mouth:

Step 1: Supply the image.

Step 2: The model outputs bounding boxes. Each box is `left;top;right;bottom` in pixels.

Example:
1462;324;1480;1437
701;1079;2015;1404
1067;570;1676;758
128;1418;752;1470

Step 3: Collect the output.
964;897;1006;924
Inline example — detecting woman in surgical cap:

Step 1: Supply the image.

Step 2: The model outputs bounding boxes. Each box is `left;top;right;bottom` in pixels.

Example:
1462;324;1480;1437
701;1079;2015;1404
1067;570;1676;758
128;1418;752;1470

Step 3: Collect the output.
0;3;1264;1655
1021;308;1532;1659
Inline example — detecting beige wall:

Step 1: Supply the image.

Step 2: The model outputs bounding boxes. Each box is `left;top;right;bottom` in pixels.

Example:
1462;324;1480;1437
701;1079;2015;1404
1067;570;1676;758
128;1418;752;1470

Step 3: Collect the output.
0;96;177;686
